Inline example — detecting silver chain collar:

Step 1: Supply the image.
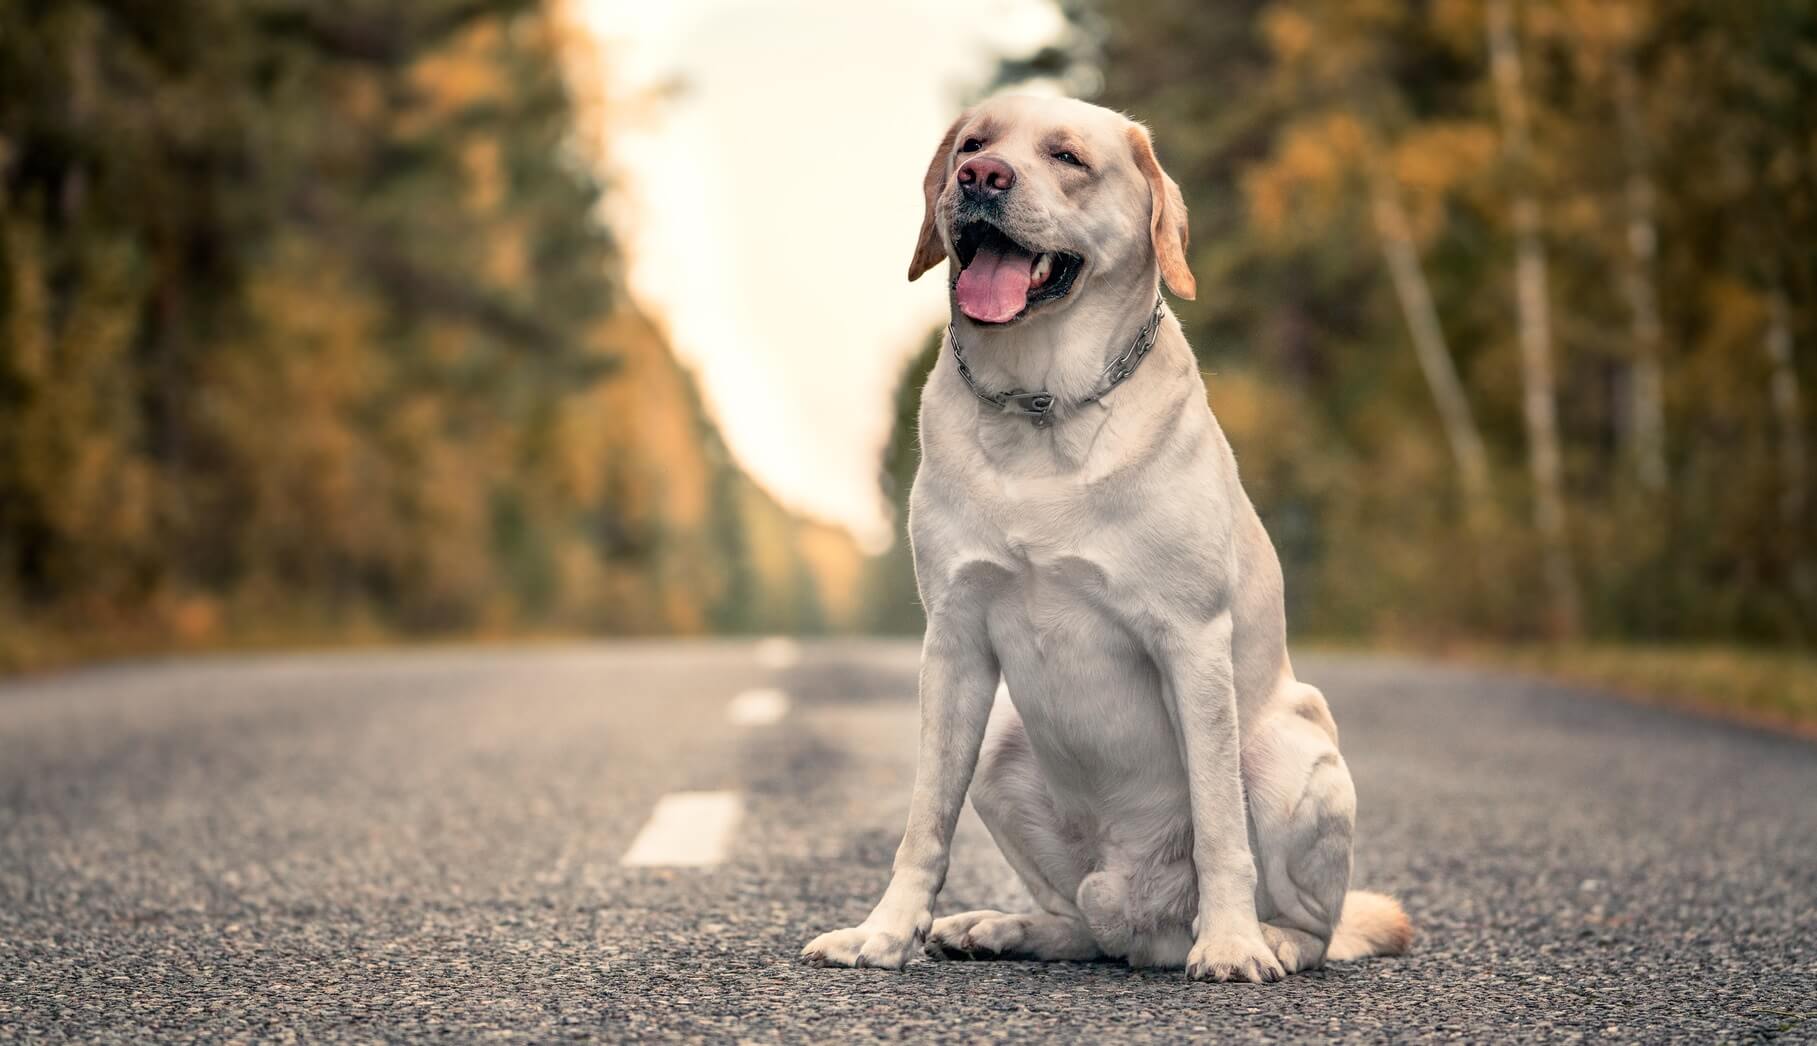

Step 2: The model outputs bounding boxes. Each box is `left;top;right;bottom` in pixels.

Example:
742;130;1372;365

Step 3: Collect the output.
948;297;1165;429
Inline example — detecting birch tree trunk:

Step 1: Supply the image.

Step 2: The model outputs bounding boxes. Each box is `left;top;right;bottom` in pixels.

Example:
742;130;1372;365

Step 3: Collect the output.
1486;0;1582;637
1369;167;1492;506
1613;53;1669;494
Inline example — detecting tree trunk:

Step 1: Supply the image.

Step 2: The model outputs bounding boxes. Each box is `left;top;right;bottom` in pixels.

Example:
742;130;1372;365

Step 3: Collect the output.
1765;290;1806;532
1613;53;1668;494
1369;167;1492;506
1486;0;1582;637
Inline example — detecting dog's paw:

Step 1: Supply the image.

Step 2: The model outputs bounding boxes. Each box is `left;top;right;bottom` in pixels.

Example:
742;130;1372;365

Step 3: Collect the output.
1186;931;1286;984
801;922;925;970
1260;922;1325;974
926;910;1018;958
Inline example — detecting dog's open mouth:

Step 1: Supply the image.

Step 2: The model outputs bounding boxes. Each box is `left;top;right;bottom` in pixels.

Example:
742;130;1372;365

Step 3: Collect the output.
952;221;1083;325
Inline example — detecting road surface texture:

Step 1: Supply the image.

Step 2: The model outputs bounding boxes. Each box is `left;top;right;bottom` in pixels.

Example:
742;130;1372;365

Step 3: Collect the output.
1;640;1812;1042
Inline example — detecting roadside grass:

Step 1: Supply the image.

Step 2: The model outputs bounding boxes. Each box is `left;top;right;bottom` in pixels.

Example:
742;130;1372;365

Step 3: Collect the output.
1293;637;1815;738
0;613;397;679
0;605;595;680
1449;642;1817;739
0;611;765;680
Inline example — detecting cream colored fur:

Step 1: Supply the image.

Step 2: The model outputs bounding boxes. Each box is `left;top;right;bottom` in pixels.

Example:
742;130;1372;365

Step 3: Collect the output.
802;95;1411;982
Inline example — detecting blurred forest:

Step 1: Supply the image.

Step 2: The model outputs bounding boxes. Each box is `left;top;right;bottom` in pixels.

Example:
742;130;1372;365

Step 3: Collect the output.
0;0;860;666
5;1;1813;667
873;0;1815;644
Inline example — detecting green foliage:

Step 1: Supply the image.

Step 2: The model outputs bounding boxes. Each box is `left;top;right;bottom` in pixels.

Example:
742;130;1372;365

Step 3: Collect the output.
862;333;940;635
0;0;856;661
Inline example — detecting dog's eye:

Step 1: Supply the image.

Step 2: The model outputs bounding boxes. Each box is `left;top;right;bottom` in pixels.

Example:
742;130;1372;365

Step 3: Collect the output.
1053;150;1085;167
959;138;985;153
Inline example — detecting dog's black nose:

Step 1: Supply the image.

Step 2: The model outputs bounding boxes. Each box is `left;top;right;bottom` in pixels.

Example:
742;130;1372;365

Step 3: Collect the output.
957;156;1016;199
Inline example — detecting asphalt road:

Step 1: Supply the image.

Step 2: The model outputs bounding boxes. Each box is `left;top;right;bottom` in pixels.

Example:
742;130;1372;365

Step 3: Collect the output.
1;640;1812;1042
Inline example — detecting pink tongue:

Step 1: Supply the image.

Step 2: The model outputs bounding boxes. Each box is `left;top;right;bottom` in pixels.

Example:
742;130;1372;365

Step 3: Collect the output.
955;242;1035;324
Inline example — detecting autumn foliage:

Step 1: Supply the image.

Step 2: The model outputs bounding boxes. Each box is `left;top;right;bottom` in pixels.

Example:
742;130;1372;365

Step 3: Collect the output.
0;0;857;664
871;0;1813;643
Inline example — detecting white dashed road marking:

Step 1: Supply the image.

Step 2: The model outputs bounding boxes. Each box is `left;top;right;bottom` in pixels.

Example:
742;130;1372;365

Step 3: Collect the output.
619;791;744;868
727;687;791;727
623;647;797;869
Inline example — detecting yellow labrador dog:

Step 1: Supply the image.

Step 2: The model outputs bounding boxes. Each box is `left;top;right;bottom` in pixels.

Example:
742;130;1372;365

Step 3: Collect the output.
803;96;1411;982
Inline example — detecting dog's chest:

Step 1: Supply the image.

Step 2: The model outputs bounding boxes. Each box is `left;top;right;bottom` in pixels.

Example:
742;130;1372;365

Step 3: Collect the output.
980;502;1181;784
918;370;1229;641
977;480;1147;639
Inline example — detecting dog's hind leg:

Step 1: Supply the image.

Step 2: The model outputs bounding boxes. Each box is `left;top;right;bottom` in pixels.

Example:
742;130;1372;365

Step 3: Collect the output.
1242;678;1356;973
927;702;1101;962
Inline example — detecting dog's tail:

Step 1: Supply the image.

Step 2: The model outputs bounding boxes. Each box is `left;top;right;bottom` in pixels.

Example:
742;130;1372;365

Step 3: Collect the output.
1326;890;1414;961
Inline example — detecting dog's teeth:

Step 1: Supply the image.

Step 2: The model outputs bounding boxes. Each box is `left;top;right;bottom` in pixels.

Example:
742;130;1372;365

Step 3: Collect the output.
1031;253;1054;287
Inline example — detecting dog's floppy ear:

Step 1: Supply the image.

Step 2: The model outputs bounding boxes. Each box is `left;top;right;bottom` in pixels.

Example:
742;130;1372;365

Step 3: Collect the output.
1126;123;1195;300
908;111;968;282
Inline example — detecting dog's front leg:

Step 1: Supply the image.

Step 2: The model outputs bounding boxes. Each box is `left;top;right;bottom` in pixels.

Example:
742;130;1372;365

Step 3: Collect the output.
1159;611;1286;983
801;621;998;970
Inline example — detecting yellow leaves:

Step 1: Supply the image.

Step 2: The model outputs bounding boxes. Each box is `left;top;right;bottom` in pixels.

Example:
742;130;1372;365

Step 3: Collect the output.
598;305;710;530
1;215;153;566
1245;113;1370;239
798;521;865;628
1205;368;1341;522
1554;0;1653;85
334;69;387;129
407;20;509;117
204;245;389;584
394;16;520;138
1385;121;1497;242
1548;191;1598;240
1246;4;1494;247
545;393;606;509
1558;0;1641;51
1246;171;1290;237
167;594;222;645
1262;8;1317;63
454;137;537;288
485;217;530;288
2;213;50;382
1391;123;1497;195
1692;277;1773;420
1430;0;1486;53
1262;0;1403;73
462;138;506;212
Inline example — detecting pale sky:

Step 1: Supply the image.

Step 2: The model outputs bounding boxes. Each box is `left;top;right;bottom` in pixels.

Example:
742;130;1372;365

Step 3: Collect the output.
575;0;1063;551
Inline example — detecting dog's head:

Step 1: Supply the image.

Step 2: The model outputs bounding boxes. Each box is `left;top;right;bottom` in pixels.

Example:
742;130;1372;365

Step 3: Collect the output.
908;95;1194;328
